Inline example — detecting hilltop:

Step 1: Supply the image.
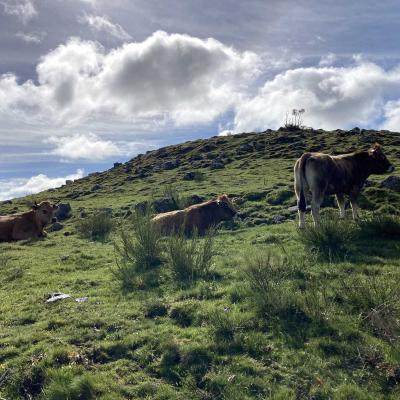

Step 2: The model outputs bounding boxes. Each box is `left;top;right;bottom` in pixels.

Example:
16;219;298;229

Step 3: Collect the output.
1;127;400;399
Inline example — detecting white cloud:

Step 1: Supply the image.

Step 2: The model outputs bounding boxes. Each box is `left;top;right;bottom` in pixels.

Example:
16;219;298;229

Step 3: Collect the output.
1;0;37;23
47;133;122;161
16;31;45;44
233;61;400;132
0;31;260;130
318;53;337;67
0;169;84;201
80;13;132;41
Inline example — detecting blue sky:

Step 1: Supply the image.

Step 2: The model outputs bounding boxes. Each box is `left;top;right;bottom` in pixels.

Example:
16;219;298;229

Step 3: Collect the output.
1;0;400;200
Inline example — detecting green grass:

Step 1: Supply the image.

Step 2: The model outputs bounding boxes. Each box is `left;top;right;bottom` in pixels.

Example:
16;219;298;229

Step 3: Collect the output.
1;128;400;399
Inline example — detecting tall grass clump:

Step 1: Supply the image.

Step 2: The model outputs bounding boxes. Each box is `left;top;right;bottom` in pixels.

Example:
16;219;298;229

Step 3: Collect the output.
243;251;296;318
358;214;400;239
76;212;114;241
114;211;163;289
162;184;185;209
166;229;215;282
339;274;400;342
298;219;356;261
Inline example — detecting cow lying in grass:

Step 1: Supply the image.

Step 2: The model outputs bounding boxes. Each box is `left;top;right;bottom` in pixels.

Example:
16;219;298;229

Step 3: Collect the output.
294;143;395;228
0;201;58;241
152;194;237;235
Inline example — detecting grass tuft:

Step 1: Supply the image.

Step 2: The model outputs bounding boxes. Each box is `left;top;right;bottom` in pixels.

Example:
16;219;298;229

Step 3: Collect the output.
76;212;114;241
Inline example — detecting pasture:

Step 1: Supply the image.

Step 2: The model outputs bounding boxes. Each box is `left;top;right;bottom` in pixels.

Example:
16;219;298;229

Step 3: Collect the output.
1;128;400;399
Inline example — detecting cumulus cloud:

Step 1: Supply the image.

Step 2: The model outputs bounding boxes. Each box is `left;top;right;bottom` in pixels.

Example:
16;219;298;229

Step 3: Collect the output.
47;133;123;161
233;61;400;132
318;53;337;67
80;13;132;41
0;170;84;201
1;0;37;23
16;31;46;44
0;31;260;129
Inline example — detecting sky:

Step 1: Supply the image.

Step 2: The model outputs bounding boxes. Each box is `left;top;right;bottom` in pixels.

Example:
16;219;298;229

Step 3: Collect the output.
1;0;400;200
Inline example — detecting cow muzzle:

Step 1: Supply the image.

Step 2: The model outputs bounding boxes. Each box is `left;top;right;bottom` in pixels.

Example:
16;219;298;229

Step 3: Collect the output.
387;165;395;173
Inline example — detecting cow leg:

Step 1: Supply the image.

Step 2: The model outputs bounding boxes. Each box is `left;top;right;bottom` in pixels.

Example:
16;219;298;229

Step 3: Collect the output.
350;199;360;221
336;194;346;219
298;210;306;229
311;190;324;227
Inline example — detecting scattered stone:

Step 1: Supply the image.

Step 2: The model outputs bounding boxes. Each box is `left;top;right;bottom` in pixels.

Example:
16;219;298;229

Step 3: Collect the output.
65;180;73;185
45;293;71;303
102;208;113;216
206;152;218;160
161;159;179;170
67;191;80;199
238;143;253;152
55;203;71;220
380;176;400;192
272;215;286;224
75;297;88;303
189;154;203;161
183;171;196;181
348;127;361;134
210;158;224;169
153;198;178;213
201;143;217;152
113;162;122;168
50;222;63;232
185;195;205;206
91;184;102;191
134;201;150;213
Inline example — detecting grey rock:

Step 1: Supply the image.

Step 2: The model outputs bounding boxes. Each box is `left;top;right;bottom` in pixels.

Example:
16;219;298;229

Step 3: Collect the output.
91;184;102;191
210;158;224;169
183;171;196;181
161;159;179;170
113;162;122;168
45;293;71;303
67;191;80;199
55;203;71;220
380;176;400;192
153;198;178;213
50;222;63;232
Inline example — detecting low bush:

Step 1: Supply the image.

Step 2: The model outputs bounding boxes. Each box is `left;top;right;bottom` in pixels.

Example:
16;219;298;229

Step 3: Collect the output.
243;251;296;318
76;212;114;241
166;229;214;282
298;219;356;261
113;211;163;289
338;274;400;342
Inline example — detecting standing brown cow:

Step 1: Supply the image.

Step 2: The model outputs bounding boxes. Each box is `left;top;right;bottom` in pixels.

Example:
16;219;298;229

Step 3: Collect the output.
0;201;58;241
294;144;395;228
152;194;237;235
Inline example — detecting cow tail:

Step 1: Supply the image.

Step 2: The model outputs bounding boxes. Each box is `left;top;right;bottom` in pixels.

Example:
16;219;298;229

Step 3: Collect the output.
297;154;310;212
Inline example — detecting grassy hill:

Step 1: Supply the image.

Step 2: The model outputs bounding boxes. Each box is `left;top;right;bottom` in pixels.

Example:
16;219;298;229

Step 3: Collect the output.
1;127;400;399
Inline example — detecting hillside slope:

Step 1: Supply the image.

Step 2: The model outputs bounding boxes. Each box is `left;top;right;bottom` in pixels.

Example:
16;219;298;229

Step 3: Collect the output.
1;127;400;399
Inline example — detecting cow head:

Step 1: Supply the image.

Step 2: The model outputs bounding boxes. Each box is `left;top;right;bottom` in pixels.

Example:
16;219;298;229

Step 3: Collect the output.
32;201;59;225
216;194;237;220
368;144;395;174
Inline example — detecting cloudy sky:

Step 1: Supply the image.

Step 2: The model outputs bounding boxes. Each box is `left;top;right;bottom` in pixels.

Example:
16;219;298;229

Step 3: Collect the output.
1;0;400;200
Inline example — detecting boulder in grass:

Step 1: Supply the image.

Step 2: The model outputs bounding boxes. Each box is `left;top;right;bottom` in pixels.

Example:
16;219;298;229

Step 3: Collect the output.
55;203;71;220
380;176;400;192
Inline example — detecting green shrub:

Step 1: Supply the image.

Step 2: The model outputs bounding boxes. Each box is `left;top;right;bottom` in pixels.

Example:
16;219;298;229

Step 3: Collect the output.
76;212;114;241
113;211;163;289
358;214;400;239
338;274;400;341
298;219;356;261
243;251;296;318
162;184;185;209
166;229;214;282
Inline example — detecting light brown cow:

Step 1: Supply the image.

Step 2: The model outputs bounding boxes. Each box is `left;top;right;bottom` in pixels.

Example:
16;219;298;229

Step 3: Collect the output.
0;201;59;242
294;144;395;228
152;194;237;235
